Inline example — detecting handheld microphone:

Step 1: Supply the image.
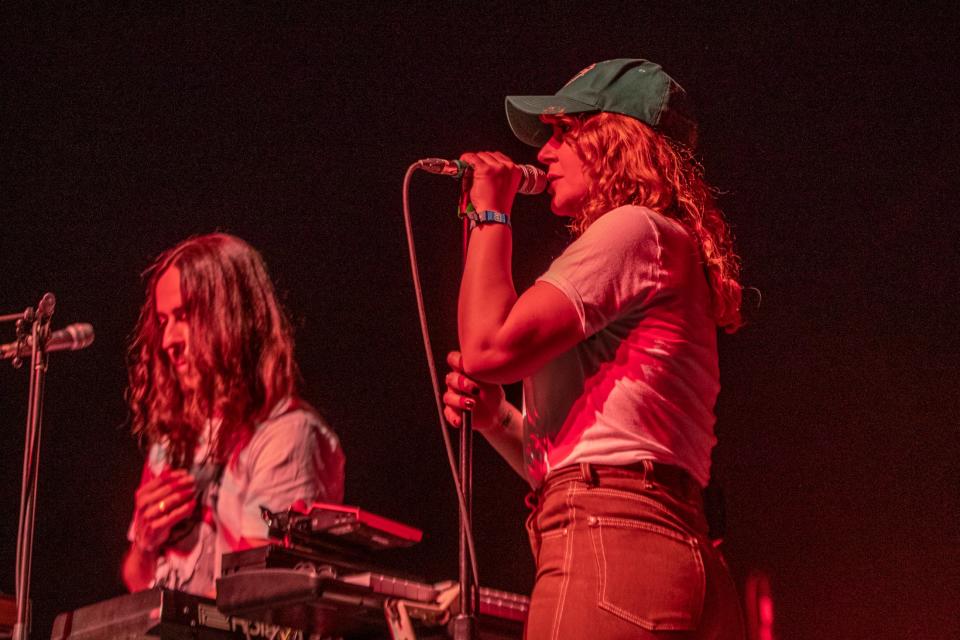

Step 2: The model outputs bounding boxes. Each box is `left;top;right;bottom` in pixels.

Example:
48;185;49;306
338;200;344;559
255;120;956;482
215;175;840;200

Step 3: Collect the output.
417;158;547;195
1;322;95;360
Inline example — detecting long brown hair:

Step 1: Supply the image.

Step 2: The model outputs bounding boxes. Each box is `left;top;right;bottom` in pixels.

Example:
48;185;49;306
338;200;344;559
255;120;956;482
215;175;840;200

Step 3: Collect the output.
127;233;298;466
552;112;743;332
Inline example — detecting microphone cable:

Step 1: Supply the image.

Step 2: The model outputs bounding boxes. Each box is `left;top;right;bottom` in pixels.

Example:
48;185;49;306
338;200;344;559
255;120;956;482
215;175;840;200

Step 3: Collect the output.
401;161;480;588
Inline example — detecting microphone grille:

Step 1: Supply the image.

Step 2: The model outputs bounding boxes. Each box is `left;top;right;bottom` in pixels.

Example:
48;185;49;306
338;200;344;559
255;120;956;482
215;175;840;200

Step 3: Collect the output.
518;165;547;195
66;323;95;349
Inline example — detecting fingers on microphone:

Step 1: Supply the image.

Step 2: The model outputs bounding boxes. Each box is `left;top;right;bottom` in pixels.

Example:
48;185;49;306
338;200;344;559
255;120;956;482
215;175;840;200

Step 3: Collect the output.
156;497;197;531
484;151;516;174
138;494;196;545
148;491;191;522
136;475;170;502
460;151;515;175
138;472;194;506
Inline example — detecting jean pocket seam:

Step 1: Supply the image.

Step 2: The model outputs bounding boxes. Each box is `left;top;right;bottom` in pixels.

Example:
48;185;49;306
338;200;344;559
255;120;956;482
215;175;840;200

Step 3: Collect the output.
590;521;706;631
592;517;689;542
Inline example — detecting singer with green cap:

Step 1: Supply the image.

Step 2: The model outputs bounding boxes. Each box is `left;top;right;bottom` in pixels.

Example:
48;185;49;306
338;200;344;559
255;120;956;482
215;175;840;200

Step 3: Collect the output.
442;58;746;638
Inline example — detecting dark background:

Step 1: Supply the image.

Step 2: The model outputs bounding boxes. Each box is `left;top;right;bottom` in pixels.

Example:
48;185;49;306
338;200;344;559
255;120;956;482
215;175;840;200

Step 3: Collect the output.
1;3;957;639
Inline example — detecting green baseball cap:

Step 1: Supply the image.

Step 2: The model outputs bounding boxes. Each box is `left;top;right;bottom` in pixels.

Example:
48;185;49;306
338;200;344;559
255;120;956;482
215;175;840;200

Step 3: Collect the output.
505;58;698;148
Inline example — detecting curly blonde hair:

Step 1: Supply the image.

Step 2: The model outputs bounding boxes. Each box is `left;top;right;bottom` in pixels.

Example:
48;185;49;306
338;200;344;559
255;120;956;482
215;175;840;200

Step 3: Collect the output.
549;112;743;332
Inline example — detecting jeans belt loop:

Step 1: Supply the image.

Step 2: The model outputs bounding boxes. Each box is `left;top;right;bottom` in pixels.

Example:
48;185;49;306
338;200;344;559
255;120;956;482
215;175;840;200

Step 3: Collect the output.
641;459;656;489
578;462;598;486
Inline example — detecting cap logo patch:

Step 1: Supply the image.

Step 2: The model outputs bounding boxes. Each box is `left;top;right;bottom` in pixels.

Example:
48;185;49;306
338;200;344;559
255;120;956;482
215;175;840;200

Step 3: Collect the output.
563;63;596;88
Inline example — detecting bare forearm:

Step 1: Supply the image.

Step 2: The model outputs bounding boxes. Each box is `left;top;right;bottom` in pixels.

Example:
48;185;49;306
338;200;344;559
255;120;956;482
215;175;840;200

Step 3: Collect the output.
122;543;157;592
458;225;585;383
458;225;516;375
480;401;527;481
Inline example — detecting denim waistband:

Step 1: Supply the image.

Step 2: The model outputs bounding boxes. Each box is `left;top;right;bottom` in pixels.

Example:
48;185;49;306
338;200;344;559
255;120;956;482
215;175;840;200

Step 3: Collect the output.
538;460;703;503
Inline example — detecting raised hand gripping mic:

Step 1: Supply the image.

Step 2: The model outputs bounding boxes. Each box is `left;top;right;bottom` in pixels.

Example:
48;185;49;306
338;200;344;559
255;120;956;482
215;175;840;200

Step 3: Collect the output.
417;158;547;195
1;322;95;360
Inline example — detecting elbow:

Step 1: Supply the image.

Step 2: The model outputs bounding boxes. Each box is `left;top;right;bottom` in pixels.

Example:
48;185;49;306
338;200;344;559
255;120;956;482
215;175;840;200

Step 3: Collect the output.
460;344;523;385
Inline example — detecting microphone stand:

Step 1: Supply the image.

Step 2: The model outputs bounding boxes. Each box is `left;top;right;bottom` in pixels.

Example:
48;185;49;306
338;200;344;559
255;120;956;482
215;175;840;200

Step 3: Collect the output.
451;404;477;640
402;159;483;639
450;195;479;640
5;294;55;640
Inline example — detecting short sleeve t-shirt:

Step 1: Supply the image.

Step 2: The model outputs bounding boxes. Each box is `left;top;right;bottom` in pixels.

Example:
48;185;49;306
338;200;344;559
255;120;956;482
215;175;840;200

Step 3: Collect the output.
523;205;719;488
128;399;344;597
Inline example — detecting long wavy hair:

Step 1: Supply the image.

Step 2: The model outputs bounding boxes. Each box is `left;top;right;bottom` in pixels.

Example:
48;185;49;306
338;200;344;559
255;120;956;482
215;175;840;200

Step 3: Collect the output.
127;233;299;467
551;112;743;332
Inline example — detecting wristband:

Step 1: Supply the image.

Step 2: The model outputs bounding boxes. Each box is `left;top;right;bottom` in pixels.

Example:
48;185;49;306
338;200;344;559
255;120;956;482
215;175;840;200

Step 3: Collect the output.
466;209;511;229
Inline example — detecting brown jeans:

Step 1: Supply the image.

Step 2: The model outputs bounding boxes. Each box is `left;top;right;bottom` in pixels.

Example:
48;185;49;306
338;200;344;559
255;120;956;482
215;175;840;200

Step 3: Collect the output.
523;462;745;640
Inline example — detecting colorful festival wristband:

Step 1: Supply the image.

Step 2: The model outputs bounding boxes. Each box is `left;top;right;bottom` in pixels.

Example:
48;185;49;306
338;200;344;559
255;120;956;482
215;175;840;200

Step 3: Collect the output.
466;209;511;229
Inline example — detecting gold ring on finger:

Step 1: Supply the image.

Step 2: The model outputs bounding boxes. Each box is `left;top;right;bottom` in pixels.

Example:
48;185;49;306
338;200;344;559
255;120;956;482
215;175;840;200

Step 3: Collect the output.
158;500;167;514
